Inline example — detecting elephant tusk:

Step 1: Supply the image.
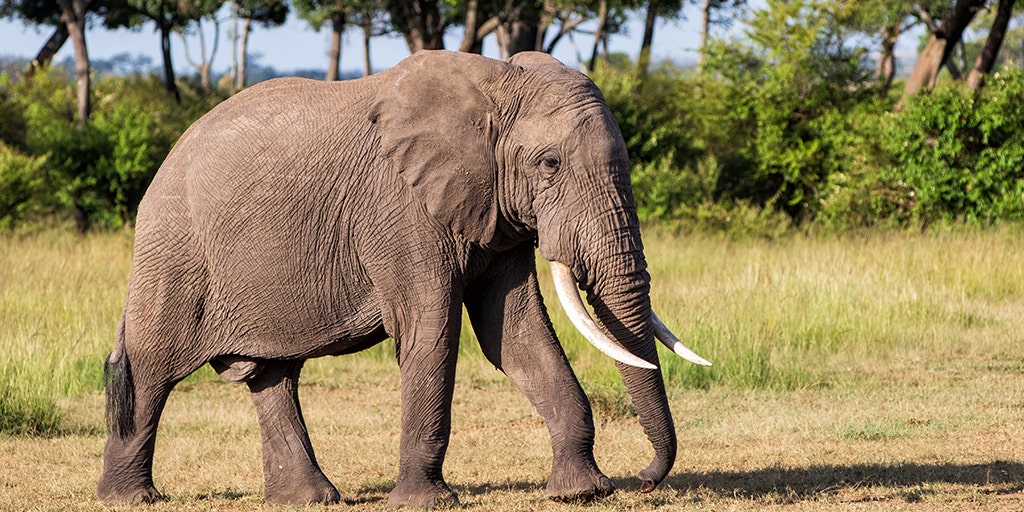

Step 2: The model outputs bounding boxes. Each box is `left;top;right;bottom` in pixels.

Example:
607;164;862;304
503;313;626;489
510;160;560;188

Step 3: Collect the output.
549;261;658;370
651;312;713;367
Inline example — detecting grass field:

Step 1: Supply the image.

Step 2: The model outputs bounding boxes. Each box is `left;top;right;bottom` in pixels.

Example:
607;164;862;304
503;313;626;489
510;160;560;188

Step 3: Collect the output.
1;227;1023;510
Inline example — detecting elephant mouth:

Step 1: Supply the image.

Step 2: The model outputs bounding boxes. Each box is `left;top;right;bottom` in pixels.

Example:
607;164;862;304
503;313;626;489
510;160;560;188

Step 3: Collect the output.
547;260;712;369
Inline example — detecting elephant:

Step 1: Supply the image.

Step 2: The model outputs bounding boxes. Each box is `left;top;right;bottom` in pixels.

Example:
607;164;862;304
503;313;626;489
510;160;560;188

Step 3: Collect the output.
96;49;710;508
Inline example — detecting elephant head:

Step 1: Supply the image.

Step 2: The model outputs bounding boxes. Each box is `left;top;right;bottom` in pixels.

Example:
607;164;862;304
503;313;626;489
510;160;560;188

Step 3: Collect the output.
369;50;710;492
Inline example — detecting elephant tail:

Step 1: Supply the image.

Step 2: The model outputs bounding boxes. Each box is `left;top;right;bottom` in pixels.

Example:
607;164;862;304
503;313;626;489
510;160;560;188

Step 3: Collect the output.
104;309;135;439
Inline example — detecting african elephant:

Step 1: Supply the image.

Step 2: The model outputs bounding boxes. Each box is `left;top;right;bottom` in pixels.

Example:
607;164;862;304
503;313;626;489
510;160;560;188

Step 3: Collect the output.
96;49;710;508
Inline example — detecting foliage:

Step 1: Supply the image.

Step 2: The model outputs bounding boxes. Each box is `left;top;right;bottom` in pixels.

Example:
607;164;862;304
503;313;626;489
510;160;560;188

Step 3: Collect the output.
701;0;879;224
883;69;1024;224
0;142;47;229
0;69;219;231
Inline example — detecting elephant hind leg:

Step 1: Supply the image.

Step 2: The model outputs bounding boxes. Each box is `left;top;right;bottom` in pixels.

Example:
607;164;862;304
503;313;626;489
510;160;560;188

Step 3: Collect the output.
97;346;205;504
247;360;340;505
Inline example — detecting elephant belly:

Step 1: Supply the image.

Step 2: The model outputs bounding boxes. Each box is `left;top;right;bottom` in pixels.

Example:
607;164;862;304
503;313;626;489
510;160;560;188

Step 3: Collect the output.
202;266;386;360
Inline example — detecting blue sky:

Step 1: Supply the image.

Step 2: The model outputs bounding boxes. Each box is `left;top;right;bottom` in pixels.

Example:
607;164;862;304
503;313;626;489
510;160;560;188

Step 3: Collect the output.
1;7;709;75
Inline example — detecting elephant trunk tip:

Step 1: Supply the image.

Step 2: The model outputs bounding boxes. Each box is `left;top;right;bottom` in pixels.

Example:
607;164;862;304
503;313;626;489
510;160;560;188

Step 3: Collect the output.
638;479;657;493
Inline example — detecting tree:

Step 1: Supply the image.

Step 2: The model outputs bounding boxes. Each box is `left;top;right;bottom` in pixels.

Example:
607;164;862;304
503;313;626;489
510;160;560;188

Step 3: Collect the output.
901;0;987;101
636;0;685;75
348;0;389;75
230;0;287;89
60;0;91;129
294;0;349;80
176;0;225;94
1;0;93;128
100;0;219;101
967;0;1017;89
697;0;746;71
387;0;446;51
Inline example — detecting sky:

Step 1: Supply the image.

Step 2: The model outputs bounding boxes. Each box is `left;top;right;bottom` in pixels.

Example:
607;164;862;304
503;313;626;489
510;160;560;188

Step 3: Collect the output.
1;1;928;78
0;6;712;76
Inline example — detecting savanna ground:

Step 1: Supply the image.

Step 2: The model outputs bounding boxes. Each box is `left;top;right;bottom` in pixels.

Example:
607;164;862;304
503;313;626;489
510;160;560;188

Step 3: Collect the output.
2;227;1024;511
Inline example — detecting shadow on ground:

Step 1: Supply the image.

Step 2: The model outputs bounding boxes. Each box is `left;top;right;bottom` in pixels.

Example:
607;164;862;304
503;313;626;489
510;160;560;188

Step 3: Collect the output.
611;461;1024;500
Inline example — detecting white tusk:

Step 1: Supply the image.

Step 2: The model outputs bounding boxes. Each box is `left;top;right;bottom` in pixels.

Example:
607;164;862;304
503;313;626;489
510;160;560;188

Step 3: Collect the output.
549;261;658;370
651;312;713;366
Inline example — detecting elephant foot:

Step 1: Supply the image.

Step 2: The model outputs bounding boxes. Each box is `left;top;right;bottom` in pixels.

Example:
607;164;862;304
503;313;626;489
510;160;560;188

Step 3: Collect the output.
96;476;163;504
545;464;615;503
264;472;341;505
264;485;340;506
388;480;459;509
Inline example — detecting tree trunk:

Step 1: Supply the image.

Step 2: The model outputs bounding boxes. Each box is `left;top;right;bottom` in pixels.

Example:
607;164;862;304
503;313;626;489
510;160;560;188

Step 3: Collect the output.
458;0;481;53
901;0;986;101
231;2;239;90
967;0;1016;90
362;25;372;76
237;16;252;90
697;0;710;72
29;24;69;73
876;22;901;91
637;0;658;76
160;18;181;102
326;10;345;81
59;0;90;131
396;0;445;52
587;0;607;72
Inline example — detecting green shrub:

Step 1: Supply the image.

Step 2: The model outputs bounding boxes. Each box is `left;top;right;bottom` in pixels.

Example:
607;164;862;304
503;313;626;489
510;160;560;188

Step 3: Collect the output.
885;70;1024;225
0;143;47;228
0;70;221;232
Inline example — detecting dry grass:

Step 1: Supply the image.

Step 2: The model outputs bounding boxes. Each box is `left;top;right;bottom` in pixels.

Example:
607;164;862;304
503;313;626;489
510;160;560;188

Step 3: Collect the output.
2;357;1024;511
2;227;1024;510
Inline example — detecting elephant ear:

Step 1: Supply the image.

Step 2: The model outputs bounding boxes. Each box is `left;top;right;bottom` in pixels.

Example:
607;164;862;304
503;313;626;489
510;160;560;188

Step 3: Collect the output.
369;51;506;245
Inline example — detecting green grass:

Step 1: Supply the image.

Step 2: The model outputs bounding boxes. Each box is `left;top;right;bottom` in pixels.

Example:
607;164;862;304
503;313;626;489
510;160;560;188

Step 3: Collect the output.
2;226;1024;435
2;225;1024;510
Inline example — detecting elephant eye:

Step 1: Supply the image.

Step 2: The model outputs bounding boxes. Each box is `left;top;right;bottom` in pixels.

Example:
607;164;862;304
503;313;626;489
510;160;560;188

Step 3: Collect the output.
542;156;561;172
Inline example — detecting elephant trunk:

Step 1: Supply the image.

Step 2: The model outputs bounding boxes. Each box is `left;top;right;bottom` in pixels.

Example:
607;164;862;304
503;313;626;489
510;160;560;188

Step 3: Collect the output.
586;257;677;491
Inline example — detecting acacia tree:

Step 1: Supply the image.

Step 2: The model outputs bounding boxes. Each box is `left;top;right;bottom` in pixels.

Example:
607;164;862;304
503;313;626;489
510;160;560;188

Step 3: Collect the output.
967;0;1017;89
901;0;987;101
348;0;389;75
697;0;746;71
636;0;684;75
101;0;209;101
1;0;93;128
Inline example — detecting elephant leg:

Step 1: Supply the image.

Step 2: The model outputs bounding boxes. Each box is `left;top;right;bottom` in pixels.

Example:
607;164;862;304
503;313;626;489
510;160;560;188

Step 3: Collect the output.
97;331;206;504
246;360;340;505
96;373;175;504
465;246;614;502
386;301;462;509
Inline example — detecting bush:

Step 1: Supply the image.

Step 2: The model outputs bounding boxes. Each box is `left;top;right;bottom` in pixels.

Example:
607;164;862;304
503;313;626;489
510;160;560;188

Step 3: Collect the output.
0;70;221;232
0;143;47;229
592;63;712;222
884;70;1024;225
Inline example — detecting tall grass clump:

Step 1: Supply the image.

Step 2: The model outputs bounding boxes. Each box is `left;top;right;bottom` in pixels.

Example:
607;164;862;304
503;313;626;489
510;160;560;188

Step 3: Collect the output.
0;228;132;434
543;226;1024;393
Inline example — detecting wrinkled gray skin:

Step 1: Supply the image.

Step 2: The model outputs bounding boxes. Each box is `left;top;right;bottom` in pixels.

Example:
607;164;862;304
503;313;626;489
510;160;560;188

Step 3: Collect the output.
97;50;676;508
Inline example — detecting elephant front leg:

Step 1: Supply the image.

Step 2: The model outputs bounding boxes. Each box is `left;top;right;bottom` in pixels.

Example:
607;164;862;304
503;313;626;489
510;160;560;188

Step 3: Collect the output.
386;303;462;509
246;360;340;505
465;247;614;502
